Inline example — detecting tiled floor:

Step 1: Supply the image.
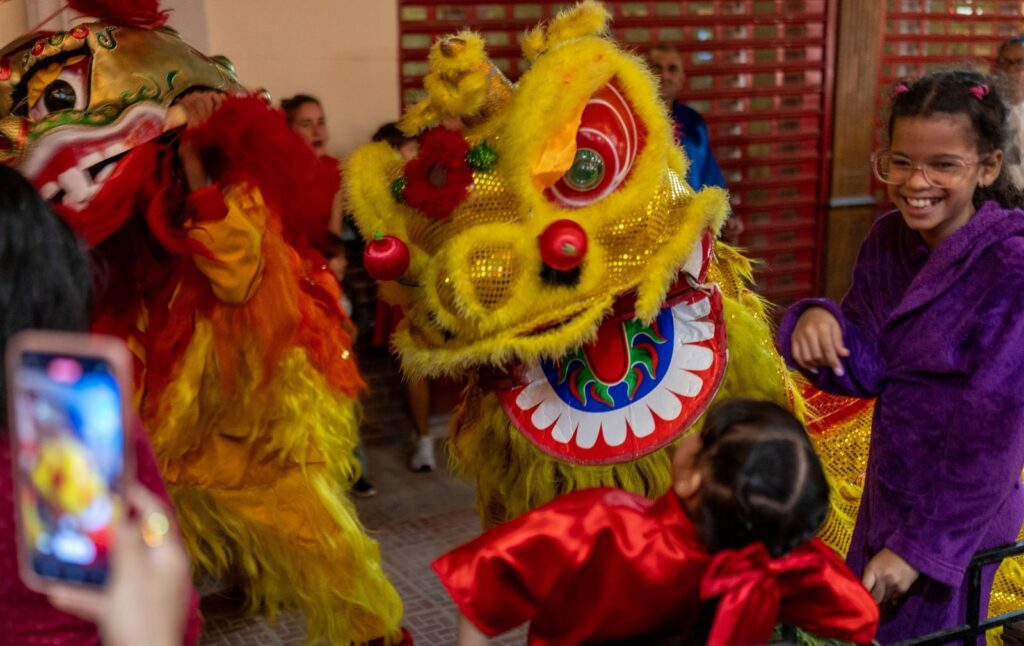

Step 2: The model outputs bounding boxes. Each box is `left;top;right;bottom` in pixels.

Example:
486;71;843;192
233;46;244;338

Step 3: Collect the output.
199;417;527;645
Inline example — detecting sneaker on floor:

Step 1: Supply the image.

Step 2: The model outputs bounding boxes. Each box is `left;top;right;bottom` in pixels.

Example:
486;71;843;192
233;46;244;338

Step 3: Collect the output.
352;476;377;498
409;435;436;472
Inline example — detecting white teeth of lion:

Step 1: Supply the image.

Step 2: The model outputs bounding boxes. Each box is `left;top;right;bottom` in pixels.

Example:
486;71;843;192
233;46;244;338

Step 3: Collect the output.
79;152;104;170
682;241;702;279
103;142;128;160
40;182;60;200
58;166;94;203
94;163;116;183
61;184;99;210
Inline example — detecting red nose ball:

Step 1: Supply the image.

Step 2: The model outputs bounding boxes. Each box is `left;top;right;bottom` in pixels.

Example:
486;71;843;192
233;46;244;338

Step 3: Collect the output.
539;220;588;272
364;234;410;281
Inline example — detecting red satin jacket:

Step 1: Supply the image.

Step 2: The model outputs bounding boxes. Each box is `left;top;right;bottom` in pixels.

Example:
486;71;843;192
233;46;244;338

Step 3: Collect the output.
434;488;878;645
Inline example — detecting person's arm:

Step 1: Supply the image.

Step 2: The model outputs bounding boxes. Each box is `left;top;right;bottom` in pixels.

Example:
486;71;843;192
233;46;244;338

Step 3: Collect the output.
696;116;727;191
778;232;888;398
173;91;266;306
778;298;885;398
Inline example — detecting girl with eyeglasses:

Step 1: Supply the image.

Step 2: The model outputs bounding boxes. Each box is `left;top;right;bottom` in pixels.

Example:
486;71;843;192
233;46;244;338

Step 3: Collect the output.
778;69;1024;643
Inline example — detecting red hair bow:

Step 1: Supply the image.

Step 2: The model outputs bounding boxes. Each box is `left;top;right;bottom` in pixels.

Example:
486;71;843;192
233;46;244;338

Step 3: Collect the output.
970;84;990;100
700;539;879;646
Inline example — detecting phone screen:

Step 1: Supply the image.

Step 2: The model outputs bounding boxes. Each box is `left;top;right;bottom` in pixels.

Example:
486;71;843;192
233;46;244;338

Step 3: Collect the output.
10;351;125;586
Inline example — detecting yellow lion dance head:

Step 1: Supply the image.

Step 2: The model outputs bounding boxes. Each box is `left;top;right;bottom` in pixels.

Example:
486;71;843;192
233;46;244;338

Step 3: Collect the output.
349;1;796;520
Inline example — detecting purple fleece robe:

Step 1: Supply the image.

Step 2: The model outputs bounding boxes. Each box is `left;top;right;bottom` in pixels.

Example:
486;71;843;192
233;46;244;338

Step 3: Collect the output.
778;202;1024;643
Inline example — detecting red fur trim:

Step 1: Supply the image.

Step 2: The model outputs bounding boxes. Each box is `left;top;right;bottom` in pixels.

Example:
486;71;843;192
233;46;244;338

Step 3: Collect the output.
402;127;472;219
67;0;169;28
53;140;210;259
181;96;335;251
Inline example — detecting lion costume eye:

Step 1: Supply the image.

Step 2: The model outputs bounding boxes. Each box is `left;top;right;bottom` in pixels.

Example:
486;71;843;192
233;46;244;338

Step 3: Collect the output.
546;82;646;208
563;148;605;191
26;57;90;121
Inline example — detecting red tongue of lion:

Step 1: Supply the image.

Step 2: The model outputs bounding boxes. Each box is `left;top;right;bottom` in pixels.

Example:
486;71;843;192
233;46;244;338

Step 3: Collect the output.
577;233;713;387
582;316;630;385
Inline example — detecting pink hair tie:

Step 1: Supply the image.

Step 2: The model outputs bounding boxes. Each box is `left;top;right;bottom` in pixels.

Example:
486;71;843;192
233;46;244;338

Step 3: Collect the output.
970;83;990;100
894;82;910;98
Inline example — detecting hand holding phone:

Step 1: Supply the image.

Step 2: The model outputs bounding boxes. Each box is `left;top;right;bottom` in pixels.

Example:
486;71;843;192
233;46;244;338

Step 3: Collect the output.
5;331;134;593
47;485;191;646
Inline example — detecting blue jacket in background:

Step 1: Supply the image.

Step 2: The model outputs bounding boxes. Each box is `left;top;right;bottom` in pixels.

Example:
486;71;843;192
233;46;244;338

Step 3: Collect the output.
671;101;726;191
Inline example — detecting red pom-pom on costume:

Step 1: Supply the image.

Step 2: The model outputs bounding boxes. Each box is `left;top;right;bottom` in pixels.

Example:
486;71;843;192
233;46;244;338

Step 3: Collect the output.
539;219;588;271
67;0;169;28
402;127;472;220
364;234;410;281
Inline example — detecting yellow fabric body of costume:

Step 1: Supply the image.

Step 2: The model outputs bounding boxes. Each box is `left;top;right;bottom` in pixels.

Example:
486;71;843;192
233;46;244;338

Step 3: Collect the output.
144;185;402;645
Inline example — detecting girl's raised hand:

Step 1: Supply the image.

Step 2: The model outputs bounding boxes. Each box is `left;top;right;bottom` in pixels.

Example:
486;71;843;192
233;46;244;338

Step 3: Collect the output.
790;307;850;376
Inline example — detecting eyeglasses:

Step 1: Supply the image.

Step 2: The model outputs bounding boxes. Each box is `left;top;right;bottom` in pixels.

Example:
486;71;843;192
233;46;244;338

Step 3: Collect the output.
871;151;985;188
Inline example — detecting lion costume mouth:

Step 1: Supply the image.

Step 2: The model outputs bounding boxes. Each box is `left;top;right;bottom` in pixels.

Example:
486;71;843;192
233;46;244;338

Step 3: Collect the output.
493;231;726;465
24;103;167;211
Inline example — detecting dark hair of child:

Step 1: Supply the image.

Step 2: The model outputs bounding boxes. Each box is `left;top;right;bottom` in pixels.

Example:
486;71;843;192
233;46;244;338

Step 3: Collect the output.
280;94;322;125
674;399;830;646
694;398;829;558
0;165;92;423
371;121;415;150
887;69;1024;210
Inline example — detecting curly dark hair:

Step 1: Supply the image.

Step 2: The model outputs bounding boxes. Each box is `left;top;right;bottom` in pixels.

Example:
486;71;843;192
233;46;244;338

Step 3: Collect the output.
887;69;1024;209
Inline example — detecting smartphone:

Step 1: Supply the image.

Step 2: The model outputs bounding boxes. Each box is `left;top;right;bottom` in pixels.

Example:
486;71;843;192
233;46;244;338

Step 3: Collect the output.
5;331;134;592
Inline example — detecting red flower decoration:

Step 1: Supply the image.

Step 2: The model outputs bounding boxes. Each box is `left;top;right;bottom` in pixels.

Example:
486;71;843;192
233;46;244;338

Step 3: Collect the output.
402;127;472;219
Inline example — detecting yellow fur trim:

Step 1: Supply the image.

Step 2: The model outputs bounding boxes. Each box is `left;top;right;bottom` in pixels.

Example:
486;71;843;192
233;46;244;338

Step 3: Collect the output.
399;31;511;138
399;99;439;137
422;68;489;116
634;188;729;322
146;320;403;644
522;0;610;61
426;31;487;76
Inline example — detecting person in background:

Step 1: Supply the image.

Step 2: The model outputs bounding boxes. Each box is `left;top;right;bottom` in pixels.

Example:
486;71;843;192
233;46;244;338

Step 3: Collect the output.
371;122;420;162
282;94;334;164
371;122;435;472
283;95;377;496
281;93;348;233
647;44;743;243
994;36;1024;188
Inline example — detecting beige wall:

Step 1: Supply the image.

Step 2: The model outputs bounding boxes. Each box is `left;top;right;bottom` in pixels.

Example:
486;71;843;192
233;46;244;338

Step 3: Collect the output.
0;1;28;49
204;0;400;158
